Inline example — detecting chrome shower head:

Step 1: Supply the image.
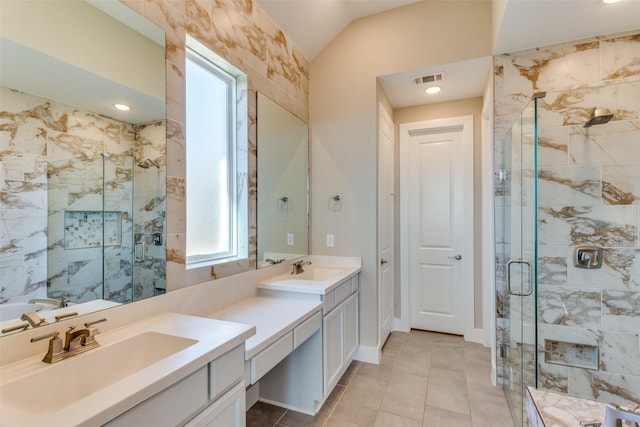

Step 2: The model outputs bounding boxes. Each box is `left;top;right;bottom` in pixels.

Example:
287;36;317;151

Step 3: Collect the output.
137;158;159;169
583;107;614;128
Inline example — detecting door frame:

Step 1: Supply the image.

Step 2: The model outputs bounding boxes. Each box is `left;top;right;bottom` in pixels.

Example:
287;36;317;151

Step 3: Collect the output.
378;102;394;347
398;115;474;338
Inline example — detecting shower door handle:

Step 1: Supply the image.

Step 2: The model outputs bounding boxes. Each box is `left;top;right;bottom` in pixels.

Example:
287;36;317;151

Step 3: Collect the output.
507;259;533;296
135;241;146;262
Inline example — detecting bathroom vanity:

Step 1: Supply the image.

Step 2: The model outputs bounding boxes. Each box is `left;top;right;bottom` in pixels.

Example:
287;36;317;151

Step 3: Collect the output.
256;257;361;402
0;313;254;427
211;257;361;414
0;256;362;425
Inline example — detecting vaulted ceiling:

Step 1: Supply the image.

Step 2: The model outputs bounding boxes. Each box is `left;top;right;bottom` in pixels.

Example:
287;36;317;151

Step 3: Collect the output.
257;0;640;108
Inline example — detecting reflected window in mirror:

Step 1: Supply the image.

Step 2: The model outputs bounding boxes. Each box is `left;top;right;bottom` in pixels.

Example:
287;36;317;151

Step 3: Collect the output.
185;35;247;267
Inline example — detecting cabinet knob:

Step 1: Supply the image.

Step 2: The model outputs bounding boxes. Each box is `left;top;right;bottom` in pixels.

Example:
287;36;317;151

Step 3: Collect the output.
448;254;462;260
380;258;388;265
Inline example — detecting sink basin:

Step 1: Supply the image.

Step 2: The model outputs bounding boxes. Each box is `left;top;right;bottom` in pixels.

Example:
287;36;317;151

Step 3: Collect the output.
258;264;360;295
1;331;197;414
293;267;344;281
266;266;347;285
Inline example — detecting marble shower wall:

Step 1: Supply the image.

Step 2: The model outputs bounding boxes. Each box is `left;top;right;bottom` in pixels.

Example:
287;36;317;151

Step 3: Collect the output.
494;31;640;405
118;0;310;288
0;87;166;305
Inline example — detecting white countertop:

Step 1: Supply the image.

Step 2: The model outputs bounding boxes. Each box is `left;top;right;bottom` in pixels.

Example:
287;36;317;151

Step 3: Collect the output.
257;264;361;295
208;296;323;359
0;312;255;427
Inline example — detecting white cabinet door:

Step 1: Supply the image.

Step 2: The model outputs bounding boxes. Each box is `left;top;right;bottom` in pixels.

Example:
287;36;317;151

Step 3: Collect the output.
323;303;344;393
105;367;208;427
185;382;245;427
344;292;358;362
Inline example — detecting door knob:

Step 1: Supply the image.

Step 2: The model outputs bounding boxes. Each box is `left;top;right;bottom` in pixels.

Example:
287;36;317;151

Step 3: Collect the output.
380;258;388;265
449;254;462;260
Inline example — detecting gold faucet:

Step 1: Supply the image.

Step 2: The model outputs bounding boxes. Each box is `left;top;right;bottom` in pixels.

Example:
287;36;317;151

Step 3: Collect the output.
291;260;312;274
27;297;68;308
21;312;47;328
33;324;101;364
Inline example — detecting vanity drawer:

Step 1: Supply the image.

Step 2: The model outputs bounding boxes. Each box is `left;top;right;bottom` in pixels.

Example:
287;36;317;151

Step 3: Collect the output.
250;331;293;383
334;280;351;305
106;366;208;427
323;290;336;314
294;311;321;349
210;344;244;401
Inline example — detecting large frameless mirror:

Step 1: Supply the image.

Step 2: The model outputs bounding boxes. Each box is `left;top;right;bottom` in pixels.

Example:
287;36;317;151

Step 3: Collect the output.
256;93;309;267
0;0;166;335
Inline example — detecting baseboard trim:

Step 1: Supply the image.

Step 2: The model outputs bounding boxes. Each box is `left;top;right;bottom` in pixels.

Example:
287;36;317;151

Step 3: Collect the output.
393;317;410;333
354;344;381;364
465;328;487;345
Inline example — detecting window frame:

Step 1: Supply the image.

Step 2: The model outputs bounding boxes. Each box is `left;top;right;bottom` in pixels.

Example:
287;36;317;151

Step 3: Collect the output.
185;35;247;268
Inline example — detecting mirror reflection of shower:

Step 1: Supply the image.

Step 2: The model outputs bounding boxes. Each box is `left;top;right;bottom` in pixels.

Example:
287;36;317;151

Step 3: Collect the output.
137;158;160;169
583;106;614;127
133;156;166;298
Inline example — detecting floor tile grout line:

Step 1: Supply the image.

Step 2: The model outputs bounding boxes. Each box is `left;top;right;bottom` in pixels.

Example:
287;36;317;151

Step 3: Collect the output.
320;362;359;427
248;331;510;427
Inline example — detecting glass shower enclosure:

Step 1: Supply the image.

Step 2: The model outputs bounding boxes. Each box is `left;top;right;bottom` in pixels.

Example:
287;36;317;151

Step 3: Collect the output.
497;80;640;425
496;96;538;427
47;152;166;305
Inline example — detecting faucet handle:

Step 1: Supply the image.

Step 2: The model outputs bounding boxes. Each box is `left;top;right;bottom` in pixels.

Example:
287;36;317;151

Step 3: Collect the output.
41;333;65;364
82;327;100;346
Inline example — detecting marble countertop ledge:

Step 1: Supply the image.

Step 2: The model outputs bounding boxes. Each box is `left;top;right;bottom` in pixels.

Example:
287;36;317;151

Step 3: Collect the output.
526;387;639;427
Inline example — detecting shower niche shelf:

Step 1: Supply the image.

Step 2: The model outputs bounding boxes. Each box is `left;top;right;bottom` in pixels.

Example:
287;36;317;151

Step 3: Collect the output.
64;210;122;249
544;339;599;370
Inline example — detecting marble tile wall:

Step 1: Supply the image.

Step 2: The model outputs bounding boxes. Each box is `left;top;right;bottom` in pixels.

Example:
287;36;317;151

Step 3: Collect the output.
494;31;640;406
118;0;310;288
0;87;166;305
1;0;306;304
133;122;167;300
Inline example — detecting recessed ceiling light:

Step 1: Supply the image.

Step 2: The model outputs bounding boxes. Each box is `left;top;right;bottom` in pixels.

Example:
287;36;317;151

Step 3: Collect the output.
114;103;131;111
602;0;619;3
425;86;441;95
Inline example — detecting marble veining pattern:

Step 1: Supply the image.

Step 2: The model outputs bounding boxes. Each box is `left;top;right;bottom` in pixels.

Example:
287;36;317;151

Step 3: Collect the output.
495;29;640;406
1;85;166;305
116;0;310;286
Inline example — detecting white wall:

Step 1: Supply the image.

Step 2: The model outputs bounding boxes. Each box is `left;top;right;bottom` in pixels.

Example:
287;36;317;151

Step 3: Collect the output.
309;1;492;353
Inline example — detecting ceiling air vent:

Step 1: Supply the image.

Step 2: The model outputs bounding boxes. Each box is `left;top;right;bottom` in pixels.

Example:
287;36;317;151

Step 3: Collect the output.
413;72;445;86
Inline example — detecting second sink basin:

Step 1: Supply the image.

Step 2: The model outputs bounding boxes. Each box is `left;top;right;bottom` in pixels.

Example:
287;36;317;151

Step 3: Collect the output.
291;267;345;281
1;331;197;414
258;263;360;295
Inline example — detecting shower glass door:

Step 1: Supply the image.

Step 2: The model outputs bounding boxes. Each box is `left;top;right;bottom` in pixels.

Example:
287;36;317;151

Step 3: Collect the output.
47;154;135;304
498;98;538;426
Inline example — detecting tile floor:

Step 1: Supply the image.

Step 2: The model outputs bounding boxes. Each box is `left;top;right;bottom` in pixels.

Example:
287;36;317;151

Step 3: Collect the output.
246;329;515;427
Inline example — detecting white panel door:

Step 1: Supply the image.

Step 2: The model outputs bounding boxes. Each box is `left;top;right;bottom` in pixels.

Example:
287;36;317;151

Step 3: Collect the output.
401;116;473;335
378;104;394;346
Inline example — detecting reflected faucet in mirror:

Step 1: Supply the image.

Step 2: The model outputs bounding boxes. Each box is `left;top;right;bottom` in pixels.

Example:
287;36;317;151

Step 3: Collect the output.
28;298;68;309
20;312;47;328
